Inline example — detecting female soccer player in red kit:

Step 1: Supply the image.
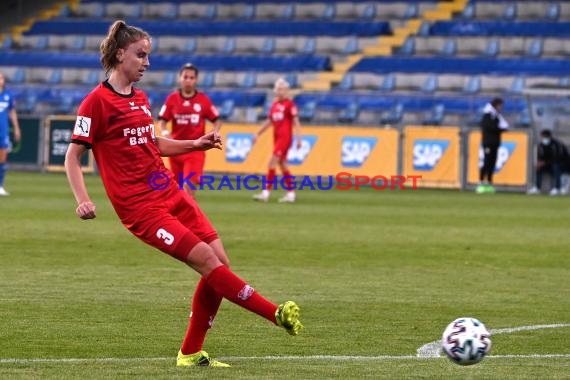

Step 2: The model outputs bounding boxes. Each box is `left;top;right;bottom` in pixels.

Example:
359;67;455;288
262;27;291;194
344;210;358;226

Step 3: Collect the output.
64;21;302;368
158;63;221;197
253;77;302;203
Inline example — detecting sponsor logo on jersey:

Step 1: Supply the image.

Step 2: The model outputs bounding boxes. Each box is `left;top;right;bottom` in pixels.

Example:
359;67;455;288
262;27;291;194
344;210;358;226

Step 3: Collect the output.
226;133;254;163
73;116;91;137
341;136;378;167
287;135;318;165
413;139;450;171
478;142;516;172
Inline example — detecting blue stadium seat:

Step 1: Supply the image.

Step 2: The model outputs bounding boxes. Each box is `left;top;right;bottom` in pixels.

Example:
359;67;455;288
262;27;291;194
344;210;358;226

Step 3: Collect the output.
380;103;403;125
10;68;26;84
301;38;316;54
184;38;197;53
360;4;376;21
299;100;317;122
241;72;257;88
379;74;396;92
546;3;560;21
257;98;272;120
338;73;354;91
218;99;235;120
514;109;531;128
16;93;37;114
525;39;543;58
199;72;215;88
482;39;500;57
1;36;12;49
463;76;481;94
161;72;176;87
282;4;294;20
440;40;457;57
70;36;86;51
260;37;275;54
508;76;526;94
422;104;445;125
337;102;359;123
461;3;475;19
46;69;62;85
502;3;517;21
396;37;415;56
285;73;298;88
221;37;236;54
322;4;336;20
404;3;419;19
421;74;438;94
343;37;359;55
81;70;99;86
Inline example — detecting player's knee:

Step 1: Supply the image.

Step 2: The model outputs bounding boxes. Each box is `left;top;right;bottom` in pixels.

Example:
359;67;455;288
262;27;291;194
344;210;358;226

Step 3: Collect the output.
186;242;221;275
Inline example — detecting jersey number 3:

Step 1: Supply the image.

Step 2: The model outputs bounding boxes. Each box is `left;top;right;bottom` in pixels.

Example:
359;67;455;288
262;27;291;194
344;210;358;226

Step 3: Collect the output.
156;228;174;246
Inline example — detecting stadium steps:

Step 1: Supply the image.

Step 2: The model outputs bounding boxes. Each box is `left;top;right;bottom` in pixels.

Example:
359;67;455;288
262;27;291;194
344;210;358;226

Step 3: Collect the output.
9;1;76;42
301;0;468;93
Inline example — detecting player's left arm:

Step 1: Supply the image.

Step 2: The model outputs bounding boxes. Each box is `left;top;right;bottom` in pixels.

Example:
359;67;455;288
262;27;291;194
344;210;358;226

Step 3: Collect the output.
155;132;222;157
9;108;21;143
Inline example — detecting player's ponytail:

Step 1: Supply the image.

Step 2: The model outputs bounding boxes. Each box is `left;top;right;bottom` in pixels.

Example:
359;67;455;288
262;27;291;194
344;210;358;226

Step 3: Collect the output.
100;20;150;74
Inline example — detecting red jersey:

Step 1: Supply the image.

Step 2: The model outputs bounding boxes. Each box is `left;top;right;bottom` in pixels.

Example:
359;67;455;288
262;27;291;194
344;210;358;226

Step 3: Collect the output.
71;81;179;221
269;98;298;142
158;90;219;140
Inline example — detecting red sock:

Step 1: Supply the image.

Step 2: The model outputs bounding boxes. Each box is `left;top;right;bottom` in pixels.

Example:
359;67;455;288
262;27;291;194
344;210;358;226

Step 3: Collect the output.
266;169;276;190
180;278;223;355
283;169;294;191
205;265;278;324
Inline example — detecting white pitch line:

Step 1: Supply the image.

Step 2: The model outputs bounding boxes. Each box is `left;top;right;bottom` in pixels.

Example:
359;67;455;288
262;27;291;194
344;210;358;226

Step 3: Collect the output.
416;323;570;358
1;354;569;365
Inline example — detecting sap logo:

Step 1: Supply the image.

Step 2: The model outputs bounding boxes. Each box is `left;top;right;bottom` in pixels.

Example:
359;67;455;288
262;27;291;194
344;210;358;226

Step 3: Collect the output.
226;133;253;163
413;140;450;171
478;142;516;172
287;135;317;165
341;137;378;167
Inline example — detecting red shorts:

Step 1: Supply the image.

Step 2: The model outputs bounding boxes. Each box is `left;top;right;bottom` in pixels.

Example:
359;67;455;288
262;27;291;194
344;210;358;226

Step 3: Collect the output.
273;138;292;161
121;190;218;262
170;151;205;185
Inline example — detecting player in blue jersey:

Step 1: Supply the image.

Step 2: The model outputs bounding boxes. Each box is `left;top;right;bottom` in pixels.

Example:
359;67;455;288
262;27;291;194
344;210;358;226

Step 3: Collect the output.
0;71;22;196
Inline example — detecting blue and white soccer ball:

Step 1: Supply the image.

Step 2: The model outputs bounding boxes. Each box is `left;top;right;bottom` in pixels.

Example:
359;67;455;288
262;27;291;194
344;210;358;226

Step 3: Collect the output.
442;317;492;366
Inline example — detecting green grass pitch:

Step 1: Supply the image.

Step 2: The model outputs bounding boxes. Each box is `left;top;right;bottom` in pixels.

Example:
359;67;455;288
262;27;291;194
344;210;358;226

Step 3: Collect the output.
0;171;568;379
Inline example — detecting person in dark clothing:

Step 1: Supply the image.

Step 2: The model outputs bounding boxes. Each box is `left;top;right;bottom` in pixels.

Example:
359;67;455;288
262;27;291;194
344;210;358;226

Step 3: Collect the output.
477;98;509;194
527;129;569;196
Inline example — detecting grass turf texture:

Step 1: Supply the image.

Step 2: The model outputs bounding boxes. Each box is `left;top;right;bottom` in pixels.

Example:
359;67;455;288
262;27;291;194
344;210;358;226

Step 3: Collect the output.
0;171;568;379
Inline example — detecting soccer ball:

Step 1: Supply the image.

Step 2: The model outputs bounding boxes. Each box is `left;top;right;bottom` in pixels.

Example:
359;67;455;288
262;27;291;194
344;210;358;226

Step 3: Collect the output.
442;317;492;366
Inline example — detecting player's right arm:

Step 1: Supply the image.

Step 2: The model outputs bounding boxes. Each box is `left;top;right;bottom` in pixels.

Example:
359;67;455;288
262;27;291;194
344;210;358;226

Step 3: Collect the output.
65;143;96;220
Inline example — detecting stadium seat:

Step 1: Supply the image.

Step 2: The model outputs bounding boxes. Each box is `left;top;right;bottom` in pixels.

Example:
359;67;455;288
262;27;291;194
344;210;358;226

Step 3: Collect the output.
378;74;396;92
463;76;481;94
298;100;317;122
396;37;415;56
144;3;178;19
218;99;235;120
508;76;526;94
482;39;500;57
260;38;275;55
337;73;354;91
241;72;257;89
257;98;272;121
285;73;298;88
337;102;360;124
421;74;438;94
199;72;215;88
525;39;543;58
301;38;316;54
422;104;446;125
440;40;457;57
360;4;376;21
380;103;403;125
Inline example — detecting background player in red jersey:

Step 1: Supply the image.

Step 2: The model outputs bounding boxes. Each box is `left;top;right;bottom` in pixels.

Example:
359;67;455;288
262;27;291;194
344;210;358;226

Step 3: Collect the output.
64;20;302;368
252;78;302;203
158;63;221;197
